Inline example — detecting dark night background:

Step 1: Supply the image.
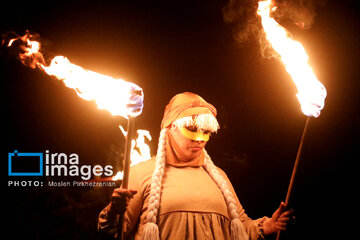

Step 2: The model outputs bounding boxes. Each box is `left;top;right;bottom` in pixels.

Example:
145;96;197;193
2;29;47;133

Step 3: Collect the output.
1;0;359;239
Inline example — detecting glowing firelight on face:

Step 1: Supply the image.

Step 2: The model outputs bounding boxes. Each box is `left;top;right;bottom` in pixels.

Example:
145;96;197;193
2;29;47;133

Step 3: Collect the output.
112;127;152;180
6;31;143;118
257;0;327;117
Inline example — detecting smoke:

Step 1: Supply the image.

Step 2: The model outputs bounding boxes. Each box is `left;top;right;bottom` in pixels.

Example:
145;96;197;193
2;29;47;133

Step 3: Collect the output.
274;0;318;29
223;0;324;58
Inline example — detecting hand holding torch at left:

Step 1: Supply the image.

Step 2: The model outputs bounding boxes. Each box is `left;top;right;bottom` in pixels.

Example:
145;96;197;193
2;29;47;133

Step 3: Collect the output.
106;188;138;221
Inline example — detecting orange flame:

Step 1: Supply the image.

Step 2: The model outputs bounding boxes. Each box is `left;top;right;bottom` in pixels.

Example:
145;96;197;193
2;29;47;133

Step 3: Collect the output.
112;127;152;180
5;31;151;182
257;0;326;117
6;31;142;118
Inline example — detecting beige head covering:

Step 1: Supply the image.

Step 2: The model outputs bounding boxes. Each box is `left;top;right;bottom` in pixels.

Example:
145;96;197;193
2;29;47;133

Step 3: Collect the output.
161;92;217;129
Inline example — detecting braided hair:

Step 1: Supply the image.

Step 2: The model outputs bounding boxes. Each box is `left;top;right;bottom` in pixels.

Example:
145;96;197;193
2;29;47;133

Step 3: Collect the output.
142;127;249;240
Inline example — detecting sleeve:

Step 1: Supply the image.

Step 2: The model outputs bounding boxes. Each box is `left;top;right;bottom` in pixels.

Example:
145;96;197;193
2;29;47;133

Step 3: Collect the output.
122;167;145;237
97;165;146;239
218;167;268;240
97;204;118;238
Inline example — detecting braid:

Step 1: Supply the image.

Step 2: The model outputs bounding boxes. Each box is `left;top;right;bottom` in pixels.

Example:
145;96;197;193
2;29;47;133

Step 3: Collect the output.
142;128;168;240
203;150;249;240
141;129;249;240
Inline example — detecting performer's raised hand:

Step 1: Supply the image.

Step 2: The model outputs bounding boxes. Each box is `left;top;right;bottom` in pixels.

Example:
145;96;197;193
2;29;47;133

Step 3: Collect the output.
107;188;137;219
263;202;294;235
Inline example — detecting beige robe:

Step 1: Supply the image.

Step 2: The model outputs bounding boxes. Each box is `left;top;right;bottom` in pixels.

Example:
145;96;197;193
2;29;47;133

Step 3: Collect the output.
98;157;267;239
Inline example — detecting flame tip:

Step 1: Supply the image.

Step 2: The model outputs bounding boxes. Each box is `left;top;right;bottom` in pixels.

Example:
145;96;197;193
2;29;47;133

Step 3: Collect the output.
257;0;326;117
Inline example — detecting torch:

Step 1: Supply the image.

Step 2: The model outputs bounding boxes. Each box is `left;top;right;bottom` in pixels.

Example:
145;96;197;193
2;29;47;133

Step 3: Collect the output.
256;1;327;238
4;30;146;239
117;89;143;240
121;89;143;189
121;116;136;189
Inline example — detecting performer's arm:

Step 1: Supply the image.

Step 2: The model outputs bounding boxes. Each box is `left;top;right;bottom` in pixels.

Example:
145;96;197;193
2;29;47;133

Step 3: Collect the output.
219;168;293;238
98;165;144;239
218;167;268;239
97;189;137;238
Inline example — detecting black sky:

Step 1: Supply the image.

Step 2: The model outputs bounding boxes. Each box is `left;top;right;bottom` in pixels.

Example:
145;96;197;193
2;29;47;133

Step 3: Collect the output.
2;0;359;239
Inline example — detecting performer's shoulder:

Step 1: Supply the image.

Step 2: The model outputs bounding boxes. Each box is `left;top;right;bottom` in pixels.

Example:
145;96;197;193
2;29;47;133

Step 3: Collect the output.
130;157;156;174
128;157;156;189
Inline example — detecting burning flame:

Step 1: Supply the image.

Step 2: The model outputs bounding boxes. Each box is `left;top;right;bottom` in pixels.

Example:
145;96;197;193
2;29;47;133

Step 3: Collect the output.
4;31;151;182
112;127;152;180
5;31;143;118
112;171;124;181
257;0;326;117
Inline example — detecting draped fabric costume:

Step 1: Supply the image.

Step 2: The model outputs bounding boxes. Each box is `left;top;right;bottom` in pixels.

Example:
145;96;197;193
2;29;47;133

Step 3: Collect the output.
98;92;268;239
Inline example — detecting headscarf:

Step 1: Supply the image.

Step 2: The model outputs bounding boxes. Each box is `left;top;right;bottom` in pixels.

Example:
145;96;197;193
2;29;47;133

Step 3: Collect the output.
161;92;219;167
161;92;217;129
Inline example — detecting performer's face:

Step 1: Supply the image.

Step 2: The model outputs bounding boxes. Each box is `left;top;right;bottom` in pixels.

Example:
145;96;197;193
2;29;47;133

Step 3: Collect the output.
170;126;207;160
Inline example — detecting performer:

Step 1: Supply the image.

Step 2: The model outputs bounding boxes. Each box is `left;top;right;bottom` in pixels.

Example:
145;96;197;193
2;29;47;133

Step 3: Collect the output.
98;92;293;240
